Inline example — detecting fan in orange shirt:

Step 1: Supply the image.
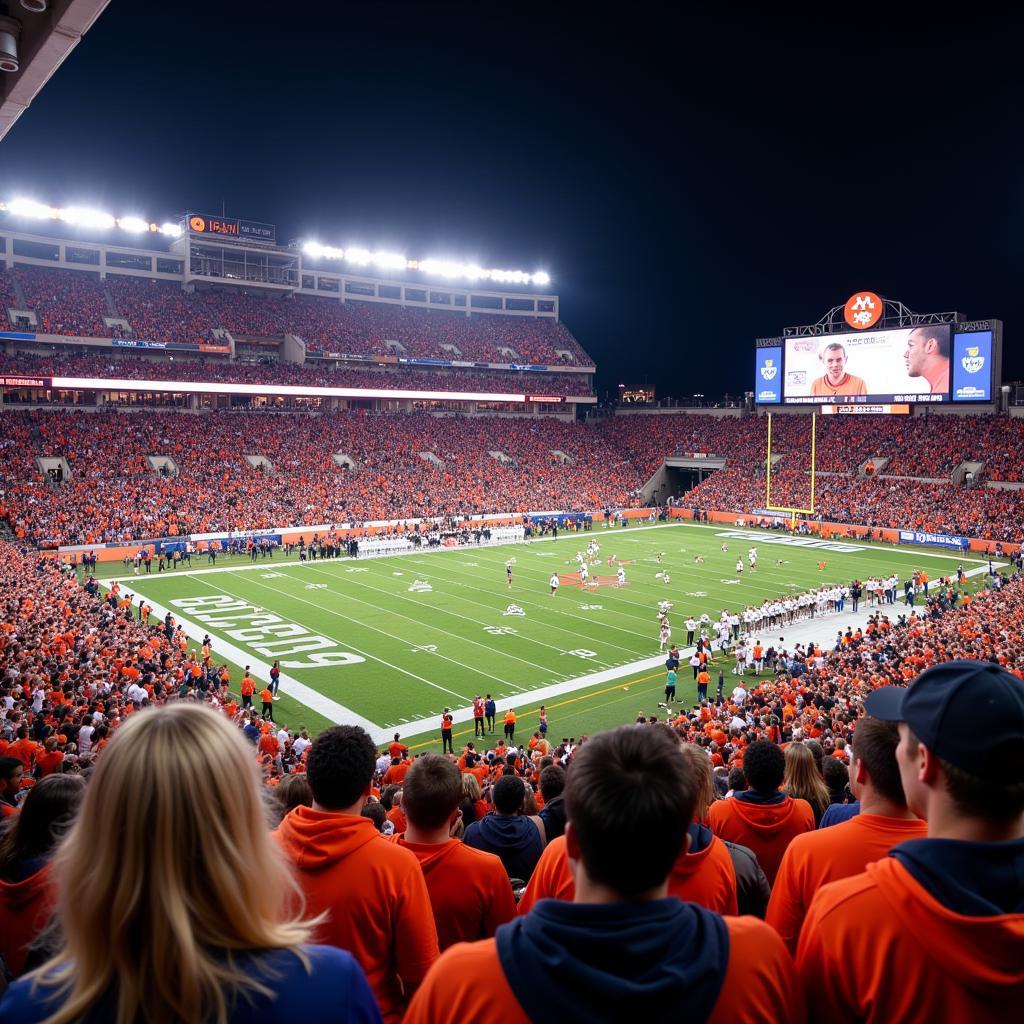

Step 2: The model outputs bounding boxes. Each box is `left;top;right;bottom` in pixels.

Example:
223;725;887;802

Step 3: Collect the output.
766;718;927;952
391;753;515;950
707;740;814;885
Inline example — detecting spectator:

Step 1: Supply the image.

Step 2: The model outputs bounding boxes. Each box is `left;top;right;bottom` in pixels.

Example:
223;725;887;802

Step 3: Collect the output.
394;753;516;950
0;705;380;1024
767;718;928;952
275;724;438;1024
463;775;545;882
707;740;815;885
0;775;85;977
404;725;801;1023
519;739;737;916
783;743;831;826
797;661;1024;1021
537;763;567;842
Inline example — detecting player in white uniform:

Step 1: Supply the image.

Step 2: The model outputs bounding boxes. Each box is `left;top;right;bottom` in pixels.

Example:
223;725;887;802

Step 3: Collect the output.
659;620;671;652
580;563;589;584
616;565;626;586
748;547;757;569
550;572;560;596
736;558;744;574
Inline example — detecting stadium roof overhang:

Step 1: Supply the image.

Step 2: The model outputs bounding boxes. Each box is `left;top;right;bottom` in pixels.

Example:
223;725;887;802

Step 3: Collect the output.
0;0;112;142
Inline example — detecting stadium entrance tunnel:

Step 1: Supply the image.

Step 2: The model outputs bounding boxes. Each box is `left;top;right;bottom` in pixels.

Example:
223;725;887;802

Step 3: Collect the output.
641;457;725;505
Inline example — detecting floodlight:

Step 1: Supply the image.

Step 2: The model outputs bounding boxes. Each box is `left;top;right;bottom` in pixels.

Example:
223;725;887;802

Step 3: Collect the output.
532;271;550;287
117;216;149;233
345;247;372;265
371;251;407;270
159;222;182;237
62;206;115;230
9;197;54;219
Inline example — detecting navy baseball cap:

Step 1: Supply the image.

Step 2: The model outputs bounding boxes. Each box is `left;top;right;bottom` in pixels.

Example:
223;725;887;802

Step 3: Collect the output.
866;659;1024;780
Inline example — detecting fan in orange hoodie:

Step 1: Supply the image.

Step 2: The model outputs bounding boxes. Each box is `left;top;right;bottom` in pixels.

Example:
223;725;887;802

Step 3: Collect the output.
707;740;814;885
275;725;439;1024
797;662;1024;1023
0;775;85;977
390;753;516;950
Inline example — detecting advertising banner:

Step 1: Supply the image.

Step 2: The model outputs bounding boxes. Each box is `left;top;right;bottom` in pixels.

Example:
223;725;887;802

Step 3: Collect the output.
755;346;782;404
898;529;969;551
952;330;993;402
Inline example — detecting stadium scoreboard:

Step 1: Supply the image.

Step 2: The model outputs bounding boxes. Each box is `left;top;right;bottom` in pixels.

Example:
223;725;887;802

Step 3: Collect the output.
755;301;1001;409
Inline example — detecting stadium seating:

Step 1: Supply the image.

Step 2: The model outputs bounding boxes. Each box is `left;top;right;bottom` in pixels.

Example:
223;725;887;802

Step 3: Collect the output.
5;267;592;365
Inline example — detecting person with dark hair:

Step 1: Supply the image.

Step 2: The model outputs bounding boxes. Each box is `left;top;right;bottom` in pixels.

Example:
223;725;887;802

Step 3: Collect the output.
0;757;23;819
820;757;850;808
360;801;390;833
276;725;439;1023
767;718;927;952
727;767;747;796
405;725;800;1024
537;764;567;842
520;735;738;917
707;740;815;884
798;661;1024;1020
273;773;312;825
904;325;951;395
395;754;515;950
463;775;544;881
0;775;85;976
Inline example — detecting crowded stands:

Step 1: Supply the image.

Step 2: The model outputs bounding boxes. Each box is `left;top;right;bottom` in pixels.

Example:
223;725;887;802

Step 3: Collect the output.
0;534;1021;1020
3;266;592;365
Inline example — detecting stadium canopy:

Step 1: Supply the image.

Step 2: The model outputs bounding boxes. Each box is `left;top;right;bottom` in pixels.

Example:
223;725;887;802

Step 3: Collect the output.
0;0;111;142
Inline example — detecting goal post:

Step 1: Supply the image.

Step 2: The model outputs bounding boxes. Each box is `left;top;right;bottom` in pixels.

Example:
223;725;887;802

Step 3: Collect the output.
765;411;816;517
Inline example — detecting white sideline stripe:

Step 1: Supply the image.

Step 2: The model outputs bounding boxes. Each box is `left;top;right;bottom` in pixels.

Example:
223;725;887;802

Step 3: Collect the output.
388;562;998;740
109;588;386;740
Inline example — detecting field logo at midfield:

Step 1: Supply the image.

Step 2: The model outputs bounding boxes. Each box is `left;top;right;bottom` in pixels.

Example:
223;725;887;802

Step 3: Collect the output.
408;580;433;593
714;530;861;553
484;625;517;635
169;595;364;669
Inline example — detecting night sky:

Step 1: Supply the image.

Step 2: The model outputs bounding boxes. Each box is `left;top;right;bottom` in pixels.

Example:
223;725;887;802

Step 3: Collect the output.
1;5;1022;400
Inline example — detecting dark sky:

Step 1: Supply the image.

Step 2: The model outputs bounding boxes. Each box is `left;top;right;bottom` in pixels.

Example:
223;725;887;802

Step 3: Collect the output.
1;5;1022;399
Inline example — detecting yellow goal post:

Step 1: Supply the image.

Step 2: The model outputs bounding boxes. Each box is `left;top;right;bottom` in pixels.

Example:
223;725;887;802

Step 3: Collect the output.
765;411;816;524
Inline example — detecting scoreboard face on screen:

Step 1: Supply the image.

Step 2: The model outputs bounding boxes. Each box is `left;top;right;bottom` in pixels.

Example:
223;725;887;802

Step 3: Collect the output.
755;322;999;407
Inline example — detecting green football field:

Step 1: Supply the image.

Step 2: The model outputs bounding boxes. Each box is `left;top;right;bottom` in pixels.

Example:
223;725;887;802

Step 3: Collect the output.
99;522;984;750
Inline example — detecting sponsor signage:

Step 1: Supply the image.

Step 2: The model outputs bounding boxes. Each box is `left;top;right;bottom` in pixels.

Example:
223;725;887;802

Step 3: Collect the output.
112;338;167;350
755;345;783;404
952;330;993;402
527;394;564;403
843;291;883;330
1;375;50;388
187;214;276;244
898;529;969;551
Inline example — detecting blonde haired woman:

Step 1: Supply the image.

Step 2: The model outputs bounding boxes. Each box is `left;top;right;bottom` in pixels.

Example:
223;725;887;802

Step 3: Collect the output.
0;705;381;1024
783;740;831;826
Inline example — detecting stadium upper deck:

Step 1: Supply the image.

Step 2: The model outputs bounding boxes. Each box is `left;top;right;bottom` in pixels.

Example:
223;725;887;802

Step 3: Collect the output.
0;217;594;414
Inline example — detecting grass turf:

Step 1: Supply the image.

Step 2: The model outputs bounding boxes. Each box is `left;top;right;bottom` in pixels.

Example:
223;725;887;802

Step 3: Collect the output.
97;521;981;744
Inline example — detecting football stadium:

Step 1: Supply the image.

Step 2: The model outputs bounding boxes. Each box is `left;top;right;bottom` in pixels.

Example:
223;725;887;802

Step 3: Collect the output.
0;5;1021;1023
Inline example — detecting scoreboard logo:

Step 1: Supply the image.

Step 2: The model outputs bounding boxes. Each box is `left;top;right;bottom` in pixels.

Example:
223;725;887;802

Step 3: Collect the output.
189;215;206;232
759;358;777;381
843;291;883;330
961;346;985;374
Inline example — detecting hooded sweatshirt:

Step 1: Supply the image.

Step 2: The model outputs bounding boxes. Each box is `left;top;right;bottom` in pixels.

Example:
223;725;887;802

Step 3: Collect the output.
392;836;516;950
403;899;803;1024
275;807;438;1024
0;863;54;977
796;838;1024;1023
519;825;737;916
707;792;815;884
463;813;543;881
